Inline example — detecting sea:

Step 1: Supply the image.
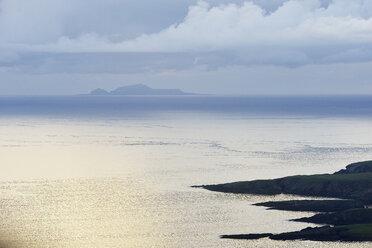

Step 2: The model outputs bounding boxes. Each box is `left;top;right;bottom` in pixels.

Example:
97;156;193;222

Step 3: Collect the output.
0;95;371;248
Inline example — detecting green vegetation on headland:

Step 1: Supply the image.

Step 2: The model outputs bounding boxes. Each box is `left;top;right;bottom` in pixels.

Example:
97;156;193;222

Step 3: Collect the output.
199;171;372;204
254;199;363;212
222;224;372;242
271;224;372;242
196;161;372;242
335;161;372;174
293;208;372;225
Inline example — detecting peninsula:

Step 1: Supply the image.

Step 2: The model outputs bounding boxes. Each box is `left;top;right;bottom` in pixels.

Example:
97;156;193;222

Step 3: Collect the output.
90;84;194;96
196;161;372;242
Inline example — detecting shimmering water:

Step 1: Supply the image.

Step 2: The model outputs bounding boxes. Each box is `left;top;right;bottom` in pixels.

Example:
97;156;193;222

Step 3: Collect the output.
0;96;372;247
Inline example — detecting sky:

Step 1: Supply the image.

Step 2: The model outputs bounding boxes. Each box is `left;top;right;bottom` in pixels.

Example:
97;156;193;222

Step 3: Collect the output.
0;0;372;95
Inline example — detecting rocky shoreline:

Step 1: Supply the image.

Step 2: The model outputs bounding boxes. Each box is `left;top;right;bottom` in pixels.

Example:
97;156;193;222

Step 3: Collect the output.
196;161;372;242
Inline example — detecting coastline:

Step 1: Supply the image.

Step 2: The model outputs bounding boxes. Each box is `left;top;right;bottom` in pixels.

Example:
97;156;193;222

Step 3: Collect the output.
196;161;372;242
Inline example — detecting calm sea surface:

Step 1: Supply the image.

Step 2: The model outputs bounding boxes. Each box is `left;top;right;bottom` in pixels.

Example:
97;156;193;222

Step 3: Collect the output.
0;95;372;247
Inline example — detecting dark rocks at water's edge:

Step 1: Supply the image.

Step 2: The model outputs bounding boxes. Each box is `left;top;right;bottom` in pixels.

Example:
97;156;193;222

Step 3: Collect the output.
220;233;272;240
89;84;195;96
196;161;372;242
222;225;372;242
254;200;364;212
221;212;372;242
293;208;372;225
271;224;372;242
199;170;372;204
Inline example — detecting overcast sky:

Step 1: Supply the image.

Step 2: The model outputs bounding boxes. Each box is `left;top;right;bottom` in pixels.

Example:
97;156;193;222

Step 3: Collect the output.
1;0;372;95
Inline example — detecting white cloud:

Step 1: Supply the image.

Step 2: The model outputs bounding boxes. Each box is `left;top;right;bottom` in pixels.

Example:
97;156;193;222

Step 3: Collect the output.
109;0;372;52
1;0;372;68
2;0;372;95
6;0;372;66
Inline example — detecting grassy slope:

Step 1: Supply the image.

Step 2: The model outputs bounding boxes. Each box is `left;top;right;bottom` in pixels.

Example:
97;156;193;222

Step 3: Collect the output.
255;200;363;212
271;224;372;242
200;161;372;242
342;224;372;240
294;208;372;225
202;172;372;204
222;224;372;242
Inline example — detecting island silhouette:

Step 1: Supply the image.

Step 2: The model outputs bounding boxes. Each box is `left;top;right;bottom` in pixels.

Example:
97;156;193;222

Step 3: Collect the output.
90;84;194;96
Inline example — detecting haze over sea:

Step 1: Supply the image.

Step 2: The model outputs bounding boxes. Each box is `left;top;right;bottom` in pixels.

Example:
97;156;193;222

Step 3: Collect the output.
0;95;372;248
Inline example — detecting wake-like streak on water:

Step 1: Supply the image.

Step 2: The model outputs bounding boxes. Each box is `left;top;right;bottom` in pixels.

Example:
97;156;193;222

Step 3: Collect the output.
0;97;371;247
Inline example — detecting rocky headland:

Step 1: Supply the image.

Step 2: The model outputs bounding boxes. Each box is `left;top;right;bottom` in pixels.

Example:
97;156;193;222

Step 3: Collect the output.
196;161;372;242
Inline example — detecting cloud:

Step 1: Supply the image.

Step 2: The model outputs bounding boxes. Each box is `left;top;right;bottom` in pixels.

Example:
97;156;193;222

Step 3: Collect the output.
9;0;372;66
1;0;372;71
0;0;201;43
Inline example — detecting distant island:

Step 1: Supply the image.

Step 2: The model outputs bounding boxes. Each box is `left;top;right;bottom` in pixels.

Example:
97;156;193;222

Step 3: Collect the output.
195;161;372;242
89;84;195;96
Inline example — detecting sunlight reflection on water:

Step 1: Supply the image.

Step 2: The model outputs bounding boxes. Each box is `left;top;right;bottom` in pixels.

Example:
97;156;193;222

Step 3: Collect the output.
0;112;371;247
